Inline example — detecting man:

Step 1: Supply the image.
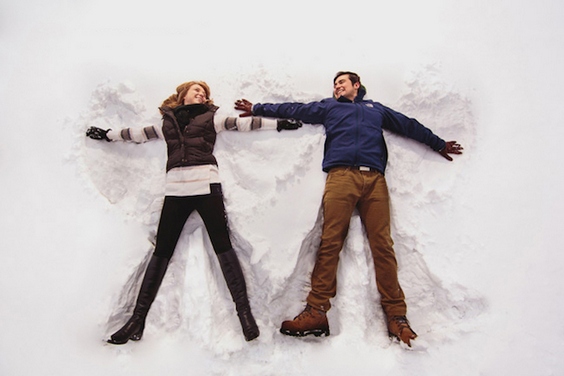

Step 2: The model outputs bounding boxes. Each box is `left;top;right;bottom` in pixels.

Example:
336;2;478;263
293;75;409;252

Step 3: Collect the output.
234;71;462;347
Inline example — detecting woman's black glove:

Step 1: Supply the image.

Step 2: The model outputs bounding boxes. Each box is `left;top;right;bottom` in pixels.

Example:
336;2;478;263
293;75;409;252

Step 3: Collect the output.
276;119;302;132
86;126;111;141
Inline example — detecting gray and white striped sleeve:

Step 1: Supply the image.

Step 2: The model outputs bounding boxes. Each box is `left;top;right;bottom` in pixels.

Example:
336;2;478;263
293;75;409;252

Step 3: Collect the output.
106;125;164;143
213;115;277;133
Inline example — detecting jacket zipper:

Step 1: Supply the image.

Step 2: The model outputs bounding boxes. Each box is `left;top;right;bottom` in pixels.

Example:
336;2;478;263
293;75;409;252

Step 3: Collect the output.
353;102;361;166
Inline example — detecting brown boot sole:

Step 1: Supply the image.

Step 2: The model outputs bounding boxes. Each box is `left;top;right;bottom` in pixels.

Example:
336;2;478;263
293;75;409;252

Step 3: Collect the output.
388;331;417;347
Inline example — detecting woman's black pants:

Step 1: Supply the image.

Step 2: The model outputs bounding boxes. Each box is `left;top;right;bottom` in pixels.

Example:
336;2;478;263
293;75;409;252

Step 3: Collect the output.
153;183;232;259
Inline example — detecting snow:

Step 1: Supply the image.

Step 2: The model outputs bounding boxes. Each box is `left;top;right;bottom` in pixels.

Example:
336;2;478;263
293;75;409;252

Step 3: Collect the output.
1;0;564;375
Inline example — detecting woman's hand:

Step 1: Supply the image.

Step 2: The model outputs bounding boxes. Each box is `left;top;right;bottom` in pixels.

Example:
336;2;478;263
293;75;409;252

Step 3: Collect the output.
277;119;302;132
234;99;253;117
86;126;111;142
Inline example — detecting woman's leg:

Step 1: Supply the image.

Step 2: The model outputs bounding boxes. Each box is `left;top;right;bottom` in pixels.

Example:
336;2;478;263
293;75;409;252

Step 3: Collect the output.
108;197;194;344
216;249;259;341
153;196;196;259
107;254;169;344
197;184;259;341
194;184;233;254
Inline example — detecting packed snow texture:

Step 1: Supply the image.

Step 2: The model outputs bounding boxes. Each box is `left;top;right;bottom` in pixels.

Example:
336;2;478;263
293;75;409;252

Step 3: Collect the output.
2;1;564;375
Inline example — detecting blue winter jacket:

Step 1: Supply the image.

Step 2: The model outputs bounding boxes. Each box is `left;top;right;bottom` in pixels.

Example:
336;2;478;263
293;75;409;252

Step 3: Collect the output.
252;90;446;174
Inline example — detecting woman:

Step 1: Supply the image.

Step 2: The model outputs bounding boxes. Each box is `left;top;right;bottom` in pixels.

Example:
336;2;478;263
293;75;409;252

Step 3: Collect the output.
86;81;301;344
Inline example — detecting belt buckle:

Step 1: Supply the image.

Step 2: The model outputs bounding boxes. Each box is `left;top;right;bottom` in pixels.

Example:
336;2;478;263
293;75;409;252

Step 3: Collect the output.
359;166;370;171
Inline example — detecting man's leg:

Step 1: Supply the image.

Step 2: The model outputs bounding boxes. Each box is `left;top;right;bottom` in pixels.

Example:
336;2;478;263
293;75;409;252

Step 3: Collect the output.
357;172;416;346
281;168;361;337
357;172;406;317
307;168;361;311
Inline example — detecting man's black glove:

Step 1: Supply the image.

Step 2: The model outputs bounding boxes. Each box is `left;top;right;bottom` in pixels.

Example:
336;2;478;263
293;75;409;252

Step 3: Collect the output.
86;126;111;141
276;119;302;132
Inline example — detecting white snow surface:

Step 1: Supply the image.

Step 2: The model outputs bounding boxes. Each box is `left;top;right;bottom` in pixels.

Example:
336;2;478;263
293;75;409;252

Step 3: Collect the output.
1;1;564;375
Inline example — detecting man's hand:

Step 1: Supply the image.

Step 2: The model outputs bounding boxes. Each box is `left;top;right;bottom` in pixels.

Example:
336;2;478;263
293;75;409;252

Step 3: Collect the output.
438;141;463;161
234;99;253;117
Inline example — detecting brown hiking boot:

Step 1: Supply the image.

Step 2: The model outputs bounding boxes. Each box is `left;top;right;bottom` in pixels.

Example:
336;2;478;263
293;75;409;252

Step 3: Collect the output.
280;305;330;337
387;315;417;347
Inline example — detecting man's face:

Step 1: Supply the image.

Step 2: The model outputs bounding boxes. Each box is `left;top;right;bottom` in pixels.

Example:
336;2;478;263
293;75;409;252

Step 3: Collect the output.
333;74;360;101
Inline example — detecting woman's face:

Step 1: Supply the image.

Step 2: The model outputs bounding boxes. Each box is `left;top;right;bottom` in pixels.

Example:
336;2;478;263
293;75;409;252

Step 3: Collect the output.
183;84;207;105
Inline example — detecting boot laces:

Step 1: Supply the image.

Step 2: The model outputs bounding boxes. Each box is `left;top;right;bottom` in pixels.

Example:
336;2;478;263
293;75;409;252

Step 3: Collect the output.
390;315;411;335
295;305;321;321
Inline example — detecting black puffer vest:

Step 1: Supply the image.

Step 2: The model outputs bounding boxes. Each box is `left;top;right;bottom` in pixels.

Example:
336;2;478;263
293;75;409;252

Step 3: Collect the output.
160;103;219;172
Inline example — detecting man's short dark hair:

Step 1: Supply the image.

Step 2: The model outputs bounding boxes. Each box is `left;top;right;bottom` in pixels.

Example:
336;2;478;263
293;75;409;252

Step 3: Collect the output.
334;71;361;85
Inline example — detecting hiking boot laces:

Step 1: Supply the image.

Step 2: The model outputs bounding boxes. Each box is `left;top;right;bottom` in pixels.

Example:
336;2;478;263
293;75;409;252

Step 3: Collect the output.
294;305;316;321
389;315;417;346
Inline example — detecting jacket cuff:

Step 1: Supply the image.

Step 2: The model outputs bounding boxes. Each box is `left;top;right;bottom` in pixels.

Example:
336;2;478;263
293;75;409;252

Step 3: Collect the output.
252;104;261;116
433;139;446;151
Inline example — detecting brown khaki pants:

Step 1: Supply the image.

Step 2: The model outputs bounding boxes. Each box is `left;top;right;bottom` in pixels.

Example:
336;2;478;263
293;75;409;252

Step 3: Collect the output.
306;167;407;317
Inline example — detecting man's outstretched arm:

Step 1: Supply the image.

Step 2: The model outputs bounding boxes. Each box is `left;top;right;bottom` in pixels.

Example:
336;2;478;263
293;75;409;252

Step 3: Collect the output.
233;99;302;131
235;98;326;125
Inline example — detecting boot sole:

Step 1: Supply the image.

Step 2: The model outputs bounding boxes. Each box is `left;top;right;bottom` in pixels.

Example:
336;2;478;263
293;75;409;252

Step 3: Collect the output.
388;331;399;341
107;331;143;345
107;338;129;345
388;331;417;347
280;328;330;337
244;329;260;342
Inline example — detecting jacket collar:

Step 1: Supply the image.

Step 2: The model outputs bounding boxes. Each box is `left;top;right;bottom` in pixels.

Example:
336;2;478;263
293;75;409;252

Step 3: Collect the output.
336;85;367;103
